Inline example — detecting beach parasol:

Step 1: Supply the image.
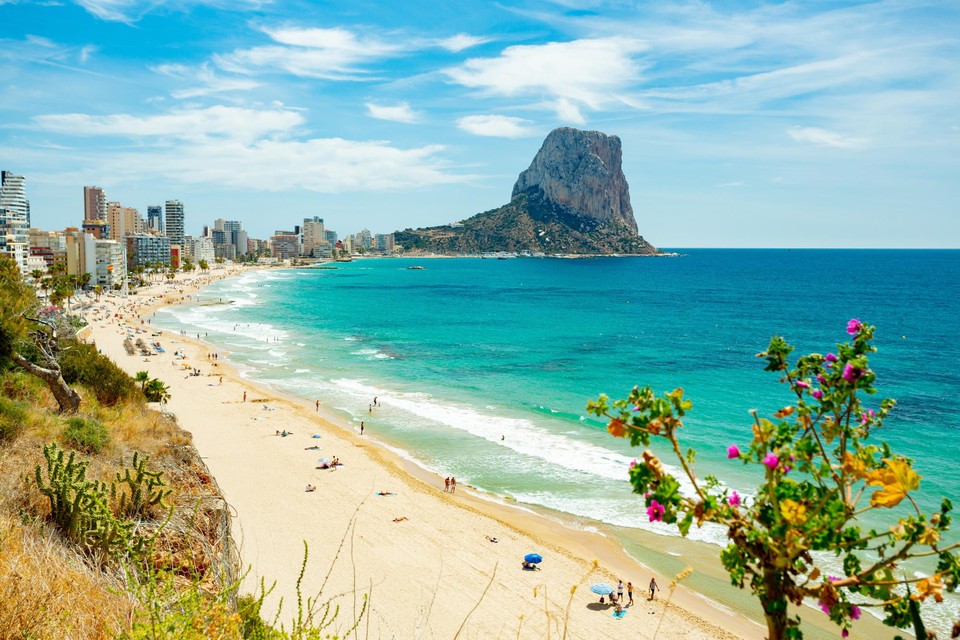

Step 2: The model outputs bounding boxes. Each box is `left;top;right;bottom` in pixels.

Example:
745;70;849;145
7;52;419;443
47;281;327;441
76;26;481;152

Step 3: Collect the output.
524;553;543;564
590;583;614;595
317;457;331;463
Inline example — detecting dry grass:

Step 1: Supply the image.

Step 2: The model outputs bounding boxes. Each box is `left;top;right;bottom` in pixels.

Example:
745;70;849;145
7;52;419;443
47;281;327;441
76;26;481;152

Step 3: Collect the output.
0;371;240;639
0;513;132;640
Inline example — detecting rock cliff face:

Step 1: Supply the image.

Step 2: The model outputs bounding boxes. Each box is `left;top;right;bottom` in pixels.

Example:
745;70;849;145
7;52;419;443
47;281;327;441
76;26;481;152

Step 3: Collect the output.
512;127;638;234
395;127;657;255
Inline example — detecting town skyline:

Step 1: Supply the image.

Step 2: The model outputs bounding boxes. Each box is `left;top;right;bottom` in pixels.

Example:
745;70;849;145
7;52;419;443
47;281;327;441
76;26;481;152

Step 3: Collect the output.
2;1;959;248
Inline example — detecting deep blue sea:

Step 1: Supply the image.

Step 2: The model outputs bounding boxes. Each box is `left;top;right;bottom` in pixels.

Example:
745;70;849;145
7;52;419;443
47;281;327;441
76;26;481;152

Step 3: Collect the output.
156;249;960;632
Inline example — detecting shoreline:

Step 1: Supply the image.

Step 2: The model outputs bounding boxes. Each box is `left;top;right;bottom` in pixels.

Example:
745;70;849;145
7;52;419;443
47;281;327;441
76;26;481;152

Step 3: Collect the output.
83;266;885;639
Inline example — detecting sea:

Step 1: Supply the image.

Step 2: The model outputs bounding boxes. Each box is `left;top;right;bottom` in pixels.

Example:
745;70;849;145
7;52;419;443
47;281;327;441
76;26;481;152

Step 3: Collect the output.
155;249;960;636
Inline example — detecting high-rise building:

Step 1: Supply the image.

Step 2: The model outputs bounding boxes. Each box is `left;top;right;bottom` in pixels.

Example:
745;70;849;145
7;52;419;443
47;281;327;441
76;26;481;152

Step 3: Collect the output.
1;171;30;238
1;171;30;274
164;200;185;246
302;217;326;257
83;186;107;222
107;203;146;241
147;205;163;233
126;235;171;270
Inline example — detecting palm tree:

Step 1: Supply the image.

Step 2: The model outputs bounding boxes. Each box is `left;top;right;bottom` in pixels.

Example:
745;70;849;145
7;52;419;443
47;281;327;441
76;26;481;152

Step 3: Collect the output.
144;378;170;403
198;259;208;272
93;285;103;301
135;370;150;391
79;272;92;290
30;269;43;285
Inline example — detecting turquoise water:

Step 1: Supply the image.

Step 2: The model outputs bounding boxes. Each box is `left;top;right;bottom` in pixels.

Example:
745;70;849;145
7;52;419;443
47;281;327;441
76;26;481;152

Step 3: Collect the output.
156;250;960;631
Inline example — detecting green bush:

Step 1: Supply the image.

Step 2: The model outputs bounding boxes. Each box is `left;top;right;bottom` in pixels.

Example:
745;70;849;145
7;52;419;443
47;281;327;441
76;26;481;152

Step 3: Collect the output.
59;342;141;406
63;416;110;453
0;395;28;441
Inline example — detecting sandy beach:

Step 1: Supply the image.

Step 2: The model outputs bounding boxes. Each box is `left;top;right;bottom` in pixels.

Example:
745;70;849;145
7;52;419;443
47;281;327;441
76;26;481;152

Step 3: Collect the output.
80;266;873;639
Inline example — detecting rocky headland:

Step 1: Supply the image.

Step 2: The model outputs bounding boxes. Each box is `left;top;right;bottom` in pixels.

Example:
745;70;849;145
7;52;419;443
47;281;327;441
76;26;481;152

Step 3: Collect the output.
396;127;659;255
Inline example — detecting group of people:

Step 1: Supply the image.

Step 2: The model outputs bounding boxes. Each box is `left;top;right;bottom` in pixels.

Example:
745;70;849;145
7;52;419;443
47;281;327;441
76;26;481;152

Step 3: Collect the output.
601;578;660;614
318;456;340;469
444;476;457;493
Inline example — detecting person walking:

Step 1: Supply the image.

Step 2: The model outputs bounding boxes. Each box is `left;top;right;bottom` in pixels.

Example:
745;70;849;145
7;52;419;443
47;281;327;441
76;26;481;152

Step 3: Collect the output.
649;577;660;601
243;391;247;402
444;477;450;492
315;400;319;412
627;581;634;605
360;421;365;435
617;580;624;603
450;477;457;493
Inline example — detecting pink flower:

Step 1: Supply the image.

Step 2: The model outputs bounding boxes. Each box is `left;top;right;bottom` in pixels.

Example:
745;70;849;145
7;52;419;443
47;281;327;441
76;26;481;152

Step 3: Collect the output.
825;353;838;363
842;630;849;638
842;363;863;383
813;389;823;400
819;601;831;615
817;374;828;384
763;453;780;470
630;459;637;469
850;605;861;620
860;410;875;425
846;318;862;335
727;445;741;459
795;380;809;389
647;500;665;522
633;404;641;412
728;491;740;506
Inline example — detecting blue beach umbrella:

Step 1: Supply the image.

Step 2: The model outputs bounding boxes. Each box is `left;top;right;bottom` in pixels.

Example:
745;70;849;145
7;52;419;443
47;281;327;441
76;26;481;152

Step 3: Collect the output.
590;583;614;595
317;457;331;463
524;553;543;564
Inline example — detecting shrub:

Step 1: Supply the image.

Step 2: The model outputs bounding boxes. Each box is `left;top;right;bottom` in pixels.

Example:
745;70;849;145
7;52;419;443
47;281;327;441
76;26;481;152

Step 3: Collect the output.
60;342;141;406
0;396;28;442
63;416;110;454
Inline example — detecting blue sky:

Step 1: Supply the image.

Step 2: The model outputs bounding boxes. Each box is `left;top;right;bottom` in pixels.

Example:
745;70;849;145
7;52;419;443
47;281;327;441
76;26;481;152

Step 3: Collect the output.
1;0;958;247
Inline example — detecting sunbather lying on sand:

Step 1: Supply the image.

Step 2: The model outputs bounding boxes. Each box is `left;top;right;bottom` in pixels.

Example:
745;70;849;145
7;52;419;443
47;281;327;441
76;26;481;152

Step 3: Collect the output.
486;535;499;543
392;517;408;523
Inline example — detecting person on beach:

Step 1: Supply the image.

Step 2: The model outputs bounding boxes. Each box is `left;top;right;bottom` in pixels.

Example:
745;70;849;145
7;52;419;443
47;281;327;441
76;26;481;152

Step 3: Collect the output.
219;376;222;385
627;581;634;605
450;477;457;493
649;577;660;600
444;477;450;492
315;400;319;412
360;421;364;435
617;580;624;602
373;396;378;406
243;391;247;402
305;484;316;492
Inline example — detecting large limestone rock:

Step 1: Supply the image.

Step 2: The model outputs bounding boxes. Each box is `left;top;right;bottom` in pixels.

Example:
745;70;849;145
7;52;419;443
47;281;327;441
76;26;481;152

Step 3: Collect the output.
395;127;657;255
512;127;638;234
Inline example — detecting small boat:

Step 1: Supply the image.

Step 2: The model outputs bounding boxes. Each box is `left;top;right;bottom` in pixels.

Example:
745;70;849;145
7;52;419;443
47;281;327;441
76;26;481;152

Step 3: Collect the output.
406;265;425;270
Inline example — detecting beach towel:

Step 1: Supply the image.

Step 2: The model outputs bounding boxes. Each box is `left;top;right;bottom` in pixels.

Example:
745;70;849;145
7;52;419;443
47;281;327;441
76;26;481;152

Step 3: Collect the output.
612;610;627;619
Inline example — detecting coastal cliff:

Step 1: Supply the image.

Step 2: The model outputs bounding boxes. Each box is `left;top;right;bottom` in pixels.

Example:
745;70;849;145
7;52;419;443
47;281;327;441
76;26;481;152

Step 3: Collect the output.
396;127;658;255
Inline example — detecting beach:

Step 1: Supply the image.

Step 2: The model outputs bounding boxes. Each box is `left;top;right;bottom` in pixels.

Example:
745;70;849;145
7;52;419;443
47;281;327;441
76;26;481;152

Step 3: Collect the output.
82;265;901;639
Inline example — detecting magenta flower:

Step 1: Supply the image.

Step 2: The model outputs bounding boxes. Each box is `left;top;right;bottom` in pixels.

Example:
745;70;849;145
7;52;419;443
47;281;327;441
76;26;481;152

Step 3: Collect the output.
850;605;861;620
860;409;875;425
727;445;741;459
728;491;741;506
825;353;838;363
817;374;828;384
795;380;809;389
763;453;780;470
842;630;849;638
813;389;823;400
818;601;831;615
846;318;862;335
842;363;864;383
630;459;637;469
647;500;665;522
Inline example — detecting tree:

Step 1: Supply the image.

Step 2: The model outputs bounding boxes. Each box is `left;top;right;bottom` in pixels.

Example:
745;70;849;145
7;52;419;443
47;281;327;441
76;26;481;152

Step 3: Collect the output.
79;272;92;290
143;378;170;404
198;259;209;272
135;370;150;391
93;285;103;301
0;256;82;413
588;320;960;640
30;268;44;285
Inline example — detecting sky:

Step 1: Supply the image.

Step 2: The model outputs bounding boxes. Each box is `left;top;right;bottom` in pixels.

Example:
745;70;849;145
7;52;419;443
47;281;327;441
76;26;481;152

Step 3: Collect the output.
1;0;958;248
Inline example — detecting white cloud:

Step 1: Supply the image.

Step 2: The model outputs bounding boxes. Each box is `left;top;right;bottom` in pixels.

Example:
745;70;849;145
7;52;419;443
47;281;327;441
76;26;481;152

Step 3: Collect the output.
456;114;534;138
215;26;401;80
78;44;97;63
436;33;490;52
152;63;260;98
365;102;419;124
445;38;645;120
31;105;464;192
788;126;867;149
74;0;266;23
34;105;302;143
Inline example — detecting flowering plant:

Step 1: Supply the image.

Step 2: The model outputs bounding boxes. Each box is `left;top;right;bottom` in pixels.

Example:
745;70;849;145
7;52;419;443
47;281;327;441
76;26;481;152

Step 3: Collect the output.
587;321;960;639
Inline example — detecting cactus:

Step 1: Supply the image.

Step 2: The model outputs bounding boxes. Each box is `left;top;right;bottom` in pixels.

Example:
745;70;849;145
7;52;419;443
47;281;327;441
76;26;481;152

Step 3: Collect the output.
114;451;172;518
34;442;149;564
